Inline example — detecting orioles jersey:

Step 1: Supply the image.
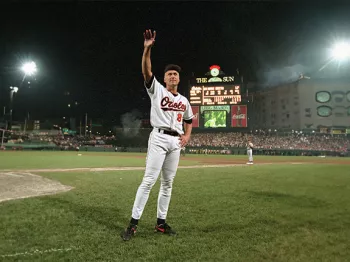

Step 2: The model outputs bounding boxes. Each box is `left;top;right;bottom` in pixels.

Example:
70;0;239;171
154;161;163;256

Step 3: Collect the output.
145;75;194;135
247;142;254;150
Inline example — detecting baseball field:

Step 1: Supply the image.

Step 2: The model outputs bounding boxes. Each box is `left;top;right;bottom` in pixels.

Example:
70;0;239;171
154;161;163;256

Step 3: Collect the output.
0;151;349;261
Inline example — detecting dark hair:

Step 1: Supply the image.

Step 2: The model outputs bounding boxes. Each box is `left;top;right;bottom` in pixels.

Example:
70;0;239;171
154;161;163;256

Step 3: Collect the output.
164;64;181;74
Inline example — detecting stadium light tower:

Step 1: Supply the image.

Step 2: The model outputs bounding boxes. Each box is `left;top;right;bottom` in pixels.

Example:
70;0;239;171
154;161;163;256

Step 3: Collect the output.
9;86;19;130
10;86;19;113
20;61;37;86
319;41;350;71
21;61;37;76
331;42;350;61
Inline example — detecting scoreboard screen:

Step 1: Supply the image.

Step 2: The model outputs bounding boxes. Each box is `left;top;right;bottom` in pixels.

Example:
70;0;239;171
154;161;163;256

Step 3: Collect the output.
190;85;241;105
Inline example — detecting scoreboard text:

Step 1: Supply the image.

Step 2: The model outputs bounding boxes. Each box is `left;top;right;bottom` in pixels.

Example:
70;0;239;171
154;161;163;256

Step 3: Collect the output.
190;85;241;105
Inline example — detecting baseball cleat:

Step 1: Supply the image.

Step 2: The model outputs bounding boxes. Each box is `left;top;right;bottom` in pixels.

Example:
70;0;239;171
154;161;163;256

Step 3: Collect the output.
121;224;137;241
154;223;176;236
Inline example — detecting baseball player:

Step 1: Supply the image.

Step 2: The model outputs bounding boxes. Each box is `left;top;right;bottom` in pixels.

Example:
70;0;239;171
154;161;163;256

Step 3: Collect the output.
247;139;254;164
121;29;194;241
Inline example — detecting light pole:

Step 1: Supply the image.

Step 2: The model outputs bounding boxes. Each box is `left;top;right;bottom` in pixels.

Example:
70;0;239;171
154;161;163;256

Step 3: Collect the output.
1;61;37;141
9;86;19;130
20;61;37;127
1;86;17;148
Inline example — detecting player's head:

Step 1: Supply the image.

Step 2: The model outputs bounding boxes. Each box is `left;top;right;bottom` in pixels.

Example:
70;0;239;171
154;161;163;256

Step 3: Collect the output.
164;64;181;90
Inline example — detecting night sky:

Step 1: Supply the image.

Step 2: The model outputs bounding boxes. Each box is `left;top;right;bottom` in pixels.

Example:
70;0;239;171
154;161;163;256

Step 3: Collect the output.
0;0;349;126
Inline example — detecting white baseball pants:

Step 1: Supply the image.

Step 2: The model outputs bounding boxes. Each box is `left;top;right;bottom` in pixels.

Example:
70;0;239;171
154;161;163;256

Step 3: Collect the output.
247;149;253;162
131;130;181;220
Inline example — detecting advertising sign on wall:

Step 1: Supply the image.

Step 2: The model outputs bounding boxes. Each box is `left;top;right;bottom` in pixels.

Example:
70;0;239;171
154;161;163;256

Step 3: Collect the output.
231;105;247;127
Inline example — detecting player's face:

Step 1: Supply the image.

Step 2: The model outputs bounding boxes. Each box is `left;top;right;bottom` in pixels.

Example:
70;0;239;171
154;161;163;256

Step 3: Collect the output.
164;70;180;88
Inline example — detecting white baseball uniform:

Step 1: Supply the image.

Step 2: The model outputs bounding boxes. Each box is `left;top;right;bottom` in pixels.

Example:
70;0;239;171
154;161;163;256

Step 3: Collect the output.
131;75;194;220
247;142;253;163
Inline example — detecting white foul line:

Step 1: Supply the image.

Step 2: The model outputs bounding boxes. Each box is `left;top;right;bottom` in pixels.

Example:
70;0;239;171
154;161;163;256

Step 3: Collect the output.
0;172;25;177
0;246;78;258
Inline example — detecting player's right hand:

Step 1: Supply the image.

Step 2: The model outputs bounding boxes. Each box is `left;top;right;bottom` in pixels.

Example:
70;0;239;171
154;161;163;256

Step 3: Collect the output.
143;29;156;48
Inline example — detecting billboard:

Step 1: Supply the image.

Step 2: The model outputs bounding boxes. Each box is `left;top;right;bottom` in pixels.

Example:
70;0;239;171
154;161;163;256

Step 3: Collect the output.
231;105;247;127
191;106;199;128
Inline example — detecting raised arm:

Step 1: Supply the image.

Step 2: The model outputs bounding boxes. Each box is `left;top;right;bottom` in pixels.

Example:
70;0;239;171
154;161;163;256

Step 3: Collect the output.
142;29;156;83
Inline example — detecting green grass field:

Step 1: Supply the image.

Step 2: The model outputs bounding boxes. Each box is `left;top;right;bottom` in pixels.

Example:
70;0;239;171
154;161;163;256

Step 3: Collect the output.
0;152;350;261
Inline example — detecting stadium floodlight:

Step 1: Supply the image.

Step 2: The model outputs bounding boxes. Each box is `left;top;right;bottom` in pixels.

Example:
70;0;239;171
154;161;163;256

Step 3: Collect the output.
10;86;19;93
331;42;350;61
21;61;37;76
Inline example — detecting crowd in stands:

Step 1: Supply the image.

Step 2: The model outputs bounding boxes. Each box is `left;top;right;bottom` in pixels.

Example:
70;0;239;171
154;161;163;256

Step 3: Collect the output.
53;135;115;150
3;131;115;150
2;130;350;154
188;132;350;153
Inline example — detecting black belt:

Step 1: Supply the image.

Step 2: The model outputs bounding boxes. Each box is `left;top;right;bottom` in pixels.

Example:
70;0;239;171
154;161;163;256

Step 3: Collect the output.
156;128;179;137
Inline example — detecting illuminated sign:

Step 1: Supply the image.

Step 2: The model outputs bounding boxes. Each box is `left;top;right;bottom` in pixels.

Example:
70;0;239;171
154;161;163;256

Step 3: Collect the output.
190;85;241;105
196;76;235;84
200;105;230;113
231;105;248;127
195;65;235;84
332;129;344;134
191;106;200;128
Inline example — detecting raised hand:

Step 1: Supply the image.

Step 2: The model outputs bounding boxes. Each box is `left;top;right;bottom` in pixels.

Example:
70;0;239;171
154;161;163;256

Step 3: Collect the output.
143;29;156;48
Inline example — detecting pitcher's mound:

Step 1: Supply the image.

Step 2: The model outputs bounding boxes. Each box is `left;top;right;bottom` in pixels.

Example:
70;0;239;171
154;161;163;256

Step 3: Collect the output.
0;172;73;203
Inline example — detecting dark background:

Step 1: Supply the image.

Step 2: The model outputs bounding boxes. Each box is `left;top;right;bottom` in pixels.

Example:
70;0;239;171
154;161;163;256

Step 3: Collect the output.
1;0;349;126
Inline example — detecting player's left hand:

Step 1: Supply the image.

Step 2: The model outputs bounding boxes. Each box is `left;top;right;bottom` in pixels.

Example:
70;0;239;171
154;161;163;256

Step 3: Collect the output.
179;135;190;147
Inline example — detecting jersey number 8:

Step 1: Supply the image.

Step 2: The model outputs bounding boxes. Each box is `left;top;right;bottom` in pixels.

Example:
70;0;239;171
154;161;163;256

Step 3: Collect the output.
177;113;182;122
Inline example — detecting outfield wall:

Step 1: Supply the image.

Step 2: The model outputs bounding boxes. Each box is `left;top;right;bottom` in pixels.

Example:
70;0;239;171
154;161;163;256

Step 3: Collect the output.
187;147;349;157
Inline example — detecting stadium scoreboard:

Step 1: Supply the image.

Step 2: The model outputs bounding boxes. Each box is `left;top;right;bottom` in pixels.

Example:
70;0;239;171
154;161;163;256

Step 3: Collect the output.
190;85;241;106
